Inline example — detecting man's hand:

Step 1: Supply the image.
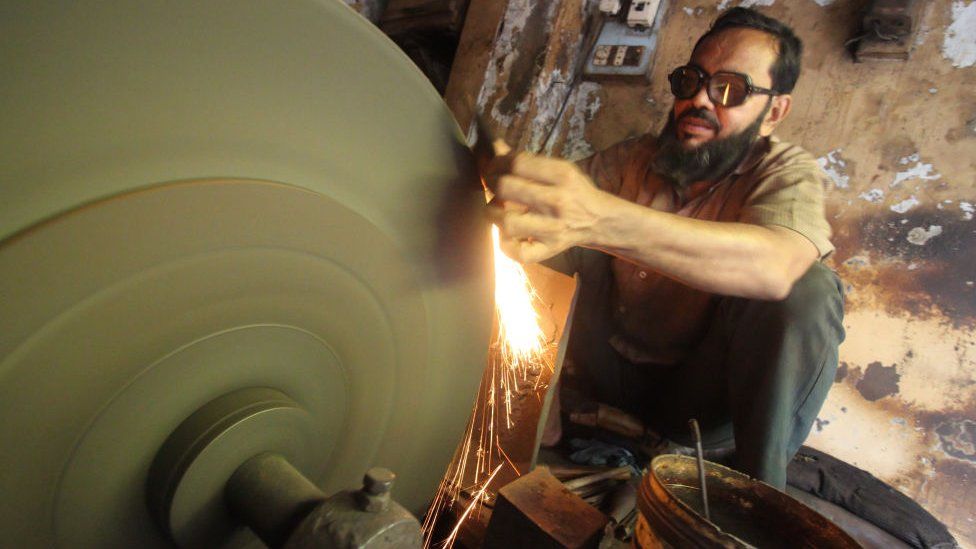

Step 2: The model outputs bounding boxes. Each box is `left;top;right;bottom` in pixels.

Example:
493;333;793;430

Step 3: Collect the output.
485;150;613;264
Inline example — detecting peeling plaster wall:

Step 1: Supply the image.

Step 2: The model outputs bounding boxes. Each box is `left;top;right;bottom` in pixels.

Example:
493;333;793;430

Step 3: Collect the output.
458;0;609;157
943;1;976;68
447;0;975;544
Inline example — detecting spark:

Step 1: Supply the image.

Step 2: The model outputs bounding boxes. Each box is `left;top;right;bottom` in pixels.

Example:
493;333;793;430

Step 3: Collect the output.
441;464;503;548
421;222;552;548
491;225;547;371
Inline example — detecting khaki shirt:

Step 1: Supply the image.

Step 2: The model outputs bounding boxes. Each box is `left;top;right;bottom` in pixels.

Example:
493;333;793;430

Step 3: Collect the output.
548;134;833;366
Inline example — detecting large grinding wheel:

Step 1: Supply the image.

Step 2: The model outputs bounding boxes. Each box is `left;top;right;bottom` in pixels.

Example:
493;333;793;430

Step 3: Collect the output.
0;2;492;547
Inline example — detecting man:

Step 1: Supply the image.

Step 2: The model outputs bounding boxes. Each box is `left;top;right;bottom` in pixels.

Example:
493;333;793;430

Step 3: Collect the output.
485;7;845;489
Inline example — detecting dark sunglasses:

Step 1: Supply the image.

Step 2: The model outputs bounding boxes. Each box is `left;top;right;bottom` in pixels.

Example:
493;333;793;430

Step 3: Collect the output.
668;65;777;107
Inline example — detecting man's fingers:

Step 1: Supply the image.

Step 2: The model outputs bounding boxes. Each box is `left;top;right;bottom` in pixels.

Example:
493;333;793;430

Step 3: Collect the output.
517;240;559;264
482;153;515;196
495;175;559;214
486;206;549;239
497;237;524;262
492;138;512;157
482;146;584;198
489;206;566;265
499;210;554;240
498;236;559;265
510;152;579;186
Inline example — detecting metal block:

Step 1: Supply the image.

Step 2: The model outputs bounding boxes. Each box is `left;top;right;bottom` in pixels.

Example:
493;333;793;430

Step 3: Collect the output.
483;467;608;549
853;0;925;62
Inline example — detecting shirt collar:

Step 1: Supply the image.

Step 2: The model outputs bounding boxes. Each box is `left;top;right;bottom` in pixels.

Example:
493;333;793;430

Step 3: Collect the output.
733;135;774;176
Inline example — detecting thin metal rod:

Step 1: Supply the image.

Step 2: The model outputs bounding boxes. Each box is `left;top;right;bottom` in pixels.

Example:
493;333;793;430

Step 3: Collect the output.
561;465;632;492
688;419;711;522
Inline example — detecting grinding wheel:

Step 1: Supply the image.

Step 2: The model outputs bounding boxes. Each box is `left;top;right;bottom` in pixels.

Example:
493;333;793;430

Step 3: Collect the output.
0;2;492;547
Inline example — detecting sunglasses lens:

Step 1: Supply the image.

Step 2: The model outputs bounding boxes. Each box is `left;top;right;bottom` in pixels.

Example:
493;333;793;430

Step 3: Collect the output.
709;74;749;106
669;67;702;99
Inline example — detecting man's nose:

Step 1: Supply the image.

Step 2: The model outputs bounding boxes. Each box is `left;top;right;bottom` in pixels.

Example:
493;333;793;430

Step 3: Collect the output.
689;82;715;110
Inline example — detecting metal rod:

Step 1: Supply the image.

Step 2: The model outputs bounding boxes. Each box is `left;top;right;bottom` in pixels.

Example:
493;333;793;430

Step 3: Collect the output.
224;453;326;547
548;464;606;480
561;465;632;492
688;419;711;522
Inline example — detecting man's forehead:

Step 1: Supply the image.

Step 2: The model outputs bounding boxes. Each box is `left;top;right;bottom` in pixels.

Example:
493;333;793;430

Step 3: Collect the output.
691;28;777;85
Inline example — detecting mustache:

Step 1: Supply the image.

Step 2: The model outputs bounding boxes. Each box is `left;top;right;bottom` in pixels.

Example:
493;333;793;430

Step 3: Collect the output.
676;107;721;131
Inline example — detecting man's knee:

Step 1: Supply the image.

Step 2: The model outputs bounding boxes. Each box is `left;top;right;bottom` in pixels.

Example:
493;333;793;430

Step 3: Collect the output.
789;261;843;307
780;262;844;328
724;262;844;336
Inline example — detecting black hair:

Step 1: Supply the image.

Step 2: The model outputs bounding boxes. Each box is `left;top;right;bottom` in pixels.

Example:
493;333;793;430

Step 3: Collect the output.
693;7;803;94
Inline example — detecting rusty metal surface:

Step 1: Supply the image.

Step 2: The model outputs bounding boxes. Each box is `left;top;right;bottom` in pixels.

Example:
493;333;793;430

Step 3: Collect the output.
638;455;862;548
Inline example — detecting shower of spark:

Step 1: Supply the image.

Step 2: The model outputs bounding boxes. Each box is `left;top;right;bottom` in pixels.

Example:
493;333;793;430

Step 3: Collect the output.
421;223;552;549
492;225;547;369
490;225;550;428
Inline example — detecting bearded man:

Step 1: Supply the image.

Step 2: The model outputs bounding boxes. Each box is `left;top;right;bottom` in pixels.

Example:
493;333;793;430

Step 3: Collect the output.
485;7;844;488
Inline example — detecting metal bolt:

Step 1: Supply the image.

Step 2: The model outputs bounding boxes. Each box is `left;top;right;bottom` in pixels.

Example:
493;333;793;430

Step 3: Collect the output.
363;467;395;496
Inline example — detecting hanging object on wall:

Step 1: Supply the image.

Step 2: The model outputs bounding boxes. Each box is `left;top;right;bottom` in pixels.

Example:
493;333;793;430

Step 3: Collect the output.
849;0;926;62
583;0;666;81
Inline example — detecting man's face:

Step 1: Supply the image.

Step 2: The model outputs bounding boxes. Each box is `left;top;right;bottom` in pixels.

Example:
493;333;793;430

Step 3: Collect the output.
673;27;780;149
651;27;784;187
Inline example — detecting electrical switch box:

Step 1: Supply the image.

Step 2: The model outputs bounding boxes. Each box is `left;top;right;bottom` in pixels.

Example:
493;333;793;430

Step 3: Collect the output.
583;0;666;81
599;0;622;15
627;0;660;29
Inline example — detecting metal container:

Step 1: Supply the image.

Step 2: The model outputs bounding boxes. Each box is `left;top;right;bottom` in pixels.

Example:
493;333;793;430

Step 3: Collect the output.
635;455;862;548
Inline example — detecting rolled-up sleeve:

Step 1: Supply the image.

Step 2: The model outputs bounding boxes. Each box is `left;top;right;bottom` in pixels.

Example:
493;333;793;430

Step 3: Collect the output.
738;153;834;258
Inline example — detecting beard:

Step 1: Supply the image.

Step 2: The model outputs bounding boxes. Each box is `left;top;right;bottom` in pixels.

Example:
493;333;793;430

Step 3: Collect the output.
651;102;770;189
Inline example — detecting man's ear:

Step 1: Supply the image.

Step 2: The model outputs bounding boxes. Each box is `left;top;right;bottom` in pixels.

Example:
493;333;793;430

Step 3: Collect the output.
760;94;792;136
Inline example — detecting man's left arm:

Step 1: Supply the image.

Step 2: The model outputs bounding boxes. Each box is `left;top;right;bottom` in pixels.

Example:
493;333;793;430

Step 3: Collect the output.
488;152;821;301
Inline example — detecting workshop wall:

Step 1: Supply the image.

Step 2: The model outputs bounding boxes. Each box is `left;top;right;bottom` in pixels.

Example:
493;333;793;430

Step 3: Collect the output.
446;0;976;544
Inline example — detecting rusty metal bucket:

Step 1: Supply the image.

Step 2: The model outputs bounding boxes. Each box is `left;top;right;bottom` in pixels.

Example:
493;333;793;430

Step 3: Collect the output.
635;455;862;548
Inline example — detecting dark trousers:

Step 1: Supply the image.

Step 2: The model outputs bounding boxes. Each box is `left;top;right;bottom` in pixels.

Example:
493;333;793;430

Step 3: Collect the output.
584;262;846;489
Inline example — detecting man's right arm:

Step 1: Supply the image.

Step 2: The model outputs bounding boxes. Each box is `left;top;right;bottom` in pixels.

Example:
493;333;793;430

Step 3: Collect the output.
491;152;819;300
